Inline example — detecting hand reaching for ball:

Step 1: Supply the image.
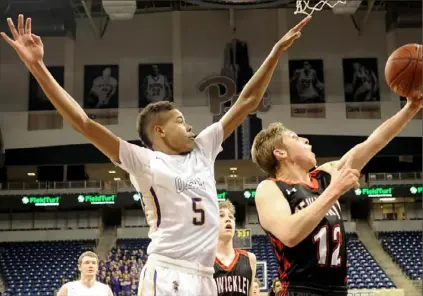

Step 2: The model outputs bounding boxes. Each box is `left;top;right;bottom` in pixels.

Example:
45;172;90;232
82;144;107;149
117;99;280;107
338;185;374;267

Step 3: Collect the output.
407;91;422;109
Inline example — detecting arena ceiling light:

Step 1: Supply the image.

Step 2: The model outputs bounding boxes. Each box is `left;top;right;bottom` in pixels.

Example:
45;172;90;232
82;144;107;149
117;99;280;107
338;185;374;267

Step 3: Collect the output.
27;173;36;176
184;0;291;9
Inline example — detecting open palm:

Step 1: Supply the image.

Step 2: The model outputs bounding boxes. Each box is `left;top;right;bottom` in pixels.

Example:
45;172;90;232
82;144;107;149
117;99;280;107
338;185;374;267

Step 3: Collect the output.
1;14;44;65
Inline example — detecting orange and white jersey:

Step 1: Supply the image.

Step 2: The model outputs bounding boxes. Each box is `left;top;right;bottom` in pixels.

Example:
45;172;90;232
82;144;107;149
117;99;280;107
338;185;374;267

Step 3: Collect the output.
114;122;223;268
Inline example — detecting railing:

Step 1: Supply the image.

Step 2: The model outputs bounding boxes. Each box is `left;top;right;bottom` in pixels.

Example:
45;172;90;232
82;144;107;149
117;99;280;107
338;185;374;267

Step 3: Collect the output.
368;172;422;185
0;172;420;192
0;180;102;191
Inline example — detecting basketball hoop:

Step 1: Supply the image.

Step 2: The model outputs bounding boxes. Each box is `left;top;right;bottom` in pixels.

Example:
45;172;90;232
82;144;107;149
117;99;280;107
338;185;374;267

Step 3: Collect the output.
294;0;347;16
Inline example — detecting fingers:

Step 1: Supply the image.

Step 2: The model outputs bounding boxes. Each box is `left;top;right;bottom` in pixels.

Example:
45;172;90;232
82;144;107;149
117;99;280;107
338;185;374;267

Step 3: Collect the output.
353;181;360;189
18;14;25;36
0;32;15;47
7;18;19;40
291;15;312;32
25;17;32;36
32;34;42;45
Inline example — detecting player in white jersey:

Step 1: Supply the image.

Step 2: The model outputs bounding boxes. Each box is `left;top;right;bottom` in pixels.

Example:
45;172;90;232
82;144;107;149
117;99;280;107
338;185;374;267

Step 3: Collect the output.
89;67;118;108
142;64;172;102
57;251;112;296
2;14;311;296
291;61;323;103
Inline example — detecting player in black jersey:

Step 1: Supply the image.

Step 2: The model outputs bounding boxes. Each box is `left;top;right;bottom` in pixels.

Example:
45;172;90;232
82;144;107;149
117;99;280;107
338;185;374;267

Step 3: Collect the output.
214;200;257;296
250;93;421;295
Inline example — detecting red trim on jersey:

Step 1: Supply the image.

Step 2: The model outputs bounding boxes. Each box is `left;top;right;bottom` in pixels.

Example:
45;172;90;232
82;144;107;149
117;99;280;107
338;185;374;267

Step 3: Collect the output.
267;170;320;192
268;235;291;280
215;249;241;272
237;249;249;258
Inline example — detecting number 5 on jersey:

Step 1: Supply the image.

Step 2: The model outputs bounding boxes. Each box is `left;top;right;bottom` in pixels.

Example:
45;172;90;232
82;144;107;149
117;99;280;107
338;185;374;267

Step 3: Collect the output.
192;197;205;225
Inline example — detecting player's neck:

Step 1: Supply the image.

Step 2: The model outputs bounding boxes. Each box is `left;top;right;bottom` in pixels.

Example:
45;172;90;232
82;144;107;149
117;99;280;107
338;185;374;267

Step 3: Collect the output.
276;164;311;185
152;142;180;155
217;238;235;258
80;275;96;288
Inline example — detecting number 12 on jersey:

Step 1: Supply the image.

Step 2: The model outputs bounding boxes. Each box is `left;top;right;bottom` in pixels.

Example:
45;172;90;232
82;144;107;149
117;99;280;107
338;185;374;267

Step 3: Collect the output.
313;225;342;267
192;197;205;226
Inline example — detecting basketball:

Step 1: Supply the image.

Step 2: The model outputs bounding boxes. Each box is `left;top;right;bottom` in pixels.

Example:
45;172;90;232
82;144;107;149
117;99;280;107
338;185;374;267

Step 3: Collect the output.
385;43;422;98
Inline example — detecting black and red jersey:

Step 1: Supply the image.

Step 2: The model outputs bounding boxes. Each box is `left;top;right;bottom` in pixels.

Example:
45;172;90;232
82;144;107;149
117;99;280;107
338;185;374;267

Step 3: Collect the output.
262;170;347;295
214;249;253;296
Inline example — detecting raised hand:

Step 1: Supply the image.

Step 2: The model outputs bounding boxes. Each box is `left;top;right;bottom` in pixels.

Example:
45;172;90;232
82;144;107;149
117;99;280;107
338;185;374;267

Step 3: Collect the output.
275;15;311;52
1;14;44;65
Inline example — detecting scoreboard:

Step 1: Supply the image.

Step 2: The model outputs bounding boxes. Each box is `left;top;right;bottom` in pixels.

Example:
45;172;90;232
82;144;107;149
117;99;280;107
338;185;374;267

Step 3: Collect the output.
233;229;252;249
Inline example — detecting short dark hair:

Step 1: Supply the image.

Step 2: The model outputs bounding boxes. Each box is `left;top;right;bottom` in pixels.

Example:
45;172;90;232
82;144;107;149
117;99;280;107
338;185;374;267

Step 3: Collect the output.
136;101;175;149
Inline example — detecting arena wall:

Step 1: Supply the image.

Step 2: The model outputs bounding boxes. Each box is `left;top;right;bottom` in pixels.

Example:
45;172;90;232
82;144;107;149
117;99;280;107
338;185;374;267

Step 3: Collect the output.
0;10;421;149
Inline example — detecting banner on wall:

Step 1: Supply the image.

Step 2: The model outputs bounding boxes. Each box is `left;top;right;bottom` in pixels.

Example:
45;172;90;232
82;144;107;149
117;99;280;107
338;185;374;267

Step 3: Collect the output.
138;63;174;108
289;59;326;118
197;39;271;160
0;186;420;211
342;58;381;119
83;65;119;125
27;66;64;131
400;96;422;119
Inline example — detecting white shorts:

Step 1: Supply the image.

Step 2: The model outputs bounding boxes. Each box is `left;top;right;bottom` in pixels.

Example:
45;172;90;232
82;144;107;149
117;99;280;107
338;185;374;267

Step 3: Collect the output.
138;254;217;296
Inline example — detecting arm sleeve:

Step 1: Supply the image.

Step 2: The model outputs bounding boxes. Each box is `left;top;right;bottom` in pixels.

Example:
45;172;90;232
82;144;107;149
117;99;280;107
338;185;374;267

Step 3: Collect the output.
194;122;224;161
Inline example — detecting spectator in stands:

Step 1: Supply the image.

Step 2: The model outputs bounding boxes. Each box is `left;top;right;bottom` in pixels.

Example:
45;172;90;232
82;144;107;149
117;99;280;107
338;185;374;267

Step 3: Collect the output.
252;278;261;295
111;272;121;296
130;278;138;295
268;278;282;296
120;274;131;296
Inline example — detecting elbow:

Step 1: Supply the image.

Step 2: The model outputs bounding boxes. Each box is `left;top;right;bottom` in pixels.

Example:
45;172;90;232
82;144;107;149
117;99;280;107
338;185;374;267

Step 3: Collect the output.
73;116;92;134
240;95;261;111
283;234;301;248
271;227;300;248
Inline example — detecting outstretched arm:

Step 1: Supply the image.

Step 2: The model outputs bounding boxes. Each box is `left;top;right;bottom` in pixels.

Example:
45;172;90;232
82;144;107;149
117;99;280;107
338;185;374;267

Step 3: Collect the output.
319;95;422;175
220;16;311;140
1;15;120;162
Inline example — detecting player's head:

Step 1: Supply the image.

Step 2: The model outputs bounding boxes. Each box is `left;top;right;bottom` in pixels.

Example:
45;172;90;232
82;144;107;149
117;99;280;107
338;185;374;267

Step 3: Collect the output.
77;251;99;278
353;62;360;71
251;123;316;177
252;278;261;295
218;200;236;241
137;101;195;154
102;67;112;78
152;64;159;76
303;61;311;71
271;278;282;294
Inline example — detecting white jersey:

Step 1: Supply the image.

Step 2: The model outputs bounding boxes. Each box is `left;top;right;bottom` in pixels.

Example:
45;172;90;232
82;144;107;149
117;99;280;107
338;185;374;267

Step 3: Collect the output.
66;280;109;296
296;69;318;100
115;122;223;268
145;75;166;102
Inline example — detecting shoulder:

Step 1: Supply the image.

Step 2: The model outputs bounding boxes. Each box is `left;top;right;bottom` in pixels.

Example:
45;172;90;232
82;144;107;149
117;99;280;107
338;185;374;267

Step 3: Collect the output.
247;252;256;266
256;179;282;201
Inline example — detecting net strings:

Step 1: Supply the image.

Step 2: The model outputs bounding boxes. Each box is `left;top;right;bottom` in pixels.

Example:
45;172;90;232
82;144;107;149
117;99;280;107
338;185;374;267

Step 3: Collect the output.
294;0;347;16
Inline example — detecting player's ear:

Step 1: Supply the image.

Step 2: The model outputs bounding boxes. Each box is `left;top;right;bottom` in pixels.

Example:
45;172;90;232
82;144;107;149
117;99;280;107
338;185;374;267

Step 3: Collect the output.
273;148;287;161
153;125;165;138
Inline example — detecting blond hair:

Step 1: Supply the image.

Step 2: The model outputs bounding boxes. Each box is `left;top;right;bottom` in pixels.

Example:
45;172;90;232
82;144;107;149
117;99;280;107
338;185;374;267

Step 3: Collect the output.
77;251;98;266
254;278;261;286
219;199;235;215
251;122;287;177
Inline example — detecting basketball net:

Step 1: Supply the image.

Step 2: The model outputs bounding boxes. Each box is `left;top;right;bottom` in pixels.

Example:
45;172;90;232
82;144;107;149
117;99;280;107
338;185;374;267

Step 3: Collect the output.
294;0;347;16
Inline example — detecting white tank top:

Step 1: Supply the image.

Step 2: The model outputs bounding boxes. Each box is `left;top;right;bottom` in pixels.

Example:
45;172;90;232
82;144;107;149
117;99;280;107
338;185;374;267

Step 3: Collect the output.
66;281;109;296
146;75;166;101
114;122;224;268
